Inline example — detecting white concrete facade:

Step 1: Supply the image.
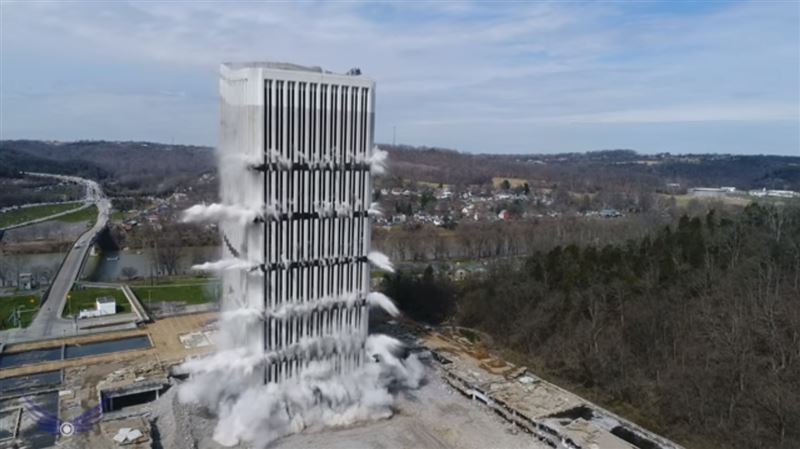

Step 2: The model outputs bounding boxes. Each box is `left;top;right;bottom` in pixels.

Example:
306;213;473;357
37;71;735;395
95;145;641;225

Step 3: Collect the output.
78;296;117;319
219;62;376;384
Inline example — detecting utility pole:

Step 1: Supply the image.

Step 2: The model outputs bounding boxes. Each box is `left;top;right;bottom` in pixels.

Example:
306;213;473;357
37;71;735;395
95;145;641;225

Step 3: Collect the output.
13;305;22;328
152;237;158;285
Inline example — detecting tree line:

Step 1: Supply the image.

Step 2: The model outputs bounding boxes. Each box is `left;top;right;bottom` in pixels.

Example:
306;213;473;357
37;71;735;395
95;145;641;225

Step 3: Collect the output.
373;212;674;262
385;204;800;449
382;144;800;191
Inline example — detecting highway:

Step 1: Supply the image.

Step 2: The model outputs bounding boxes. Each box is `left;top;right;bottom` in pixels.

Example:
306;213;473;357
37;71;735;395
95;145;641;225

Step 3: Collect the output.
0;173;119;344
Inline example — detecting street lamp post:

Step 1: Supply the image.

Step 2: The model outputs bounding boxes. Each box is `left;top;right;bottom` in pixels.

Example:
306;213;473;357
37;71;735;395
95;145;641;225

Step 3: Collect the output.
13;298;37;329
13;305;23;328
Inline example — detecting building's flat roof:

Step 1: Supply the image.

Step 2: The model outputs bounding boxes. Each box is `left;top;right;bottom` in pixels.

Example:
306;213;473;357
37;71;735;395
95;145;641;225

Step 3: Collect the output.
222;61;332;74
221;61;367;79
96;297;116;304
220;60;373;101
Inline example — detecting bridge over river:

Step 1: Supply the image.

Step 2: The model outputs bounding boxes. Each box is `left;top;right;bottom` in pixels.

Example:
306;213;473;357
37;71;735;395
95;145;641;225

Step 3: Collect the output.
0;173;131;345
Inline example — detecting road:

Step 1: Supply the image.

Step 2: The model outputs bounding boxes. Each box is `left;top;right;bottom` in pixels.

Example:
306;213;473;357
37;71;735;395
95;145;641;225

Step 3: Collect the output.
0;173;122;345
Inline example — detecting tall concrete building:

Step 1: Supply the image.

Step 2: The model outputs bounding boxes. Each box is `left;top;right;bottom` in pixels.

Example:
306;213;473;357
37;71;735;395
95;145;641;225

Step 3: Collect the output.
218;62;375;384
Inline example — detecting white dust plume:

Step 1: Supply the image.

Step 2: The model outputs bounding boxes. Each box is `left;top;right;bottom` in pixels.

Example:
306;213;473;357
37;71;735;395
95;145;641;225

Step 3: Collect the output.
368;251;395;273
220;307;265;323
367;292;400;317
267;149;292;170
227;153;264;169
368;147;388;175
191;258;259;272
182;203;260;225
368;202;382;216
177;334;425;448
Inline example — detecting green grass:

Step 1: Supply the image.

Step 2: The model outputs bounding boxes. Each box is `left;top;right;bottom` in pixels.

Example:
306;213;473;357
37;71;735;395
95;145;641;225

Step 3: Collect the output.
491;177;528;189
132;283;219;306
0;202;83;228
0;294;41;329
57;205;98;224
129;276;218;287
63;286;131;317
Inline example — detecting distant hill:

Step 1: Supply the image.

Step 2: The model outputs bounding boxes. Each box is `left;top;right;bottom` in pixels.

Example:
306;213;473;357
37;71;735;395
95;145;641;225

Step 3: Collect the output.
2;140;797;195
0;147;109;179
380;144;800;192
0;140;215;195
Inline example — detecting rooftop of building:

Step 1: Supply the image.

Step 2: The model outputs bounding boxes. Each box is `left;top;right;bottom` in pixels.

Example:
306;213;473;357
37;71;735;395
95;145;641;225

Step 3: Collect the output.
221;61;364;76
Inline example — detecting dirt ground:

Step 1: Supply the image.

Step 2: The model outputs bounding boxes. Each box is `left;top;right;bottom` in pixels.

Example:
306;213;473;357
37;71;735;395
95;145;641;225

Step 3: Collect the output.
270;371;547;449
149;361;548;449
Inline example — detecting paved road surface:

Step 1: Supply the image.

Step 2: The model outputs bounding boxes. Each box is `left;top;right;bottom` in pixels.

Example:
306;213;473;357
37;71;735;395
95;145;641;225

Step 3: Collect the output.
0;173;134;345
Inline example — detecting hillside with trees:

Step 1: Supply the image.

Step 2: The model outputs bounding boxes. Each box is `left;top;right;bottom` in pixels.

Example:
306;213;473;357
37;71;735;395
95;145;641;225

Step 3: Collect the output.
382;145;800;192
386;204;800;449
3;140;798;197
0;140;215;196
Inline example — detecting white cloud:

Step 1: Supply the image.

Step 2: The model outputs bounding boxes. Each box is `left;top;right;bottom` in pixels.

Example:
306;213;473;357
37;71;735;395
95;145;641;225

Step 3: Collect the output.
1;1;798;154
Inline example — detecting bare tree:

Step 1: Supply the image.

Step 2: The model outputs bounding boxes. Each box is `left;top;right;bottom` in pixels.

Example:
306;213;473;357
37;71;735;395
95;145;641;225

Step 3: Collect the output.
121;266;138;280
156;245;183;276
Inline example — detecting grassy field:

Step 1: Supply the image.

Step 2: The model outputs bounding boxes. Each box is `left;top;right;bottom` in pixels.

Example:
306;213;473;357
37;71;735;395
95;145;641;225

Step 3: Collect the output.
0;294;41;329
0;202;83;228
659;193;753;208
662;194;800;208
63;286;131;317
130;276;218;287
110;211;127;221
491;177;528;188
57;205;98;224
132;282;219;306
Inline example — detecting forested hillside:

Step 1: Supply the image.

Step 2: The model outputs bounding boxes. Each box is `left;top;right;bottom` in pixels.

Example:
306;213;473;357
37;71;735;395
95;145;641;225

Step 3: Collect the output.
0;140;215;195
387;204;800;449
3;140;798;196
0;147;109;179
383;145;800;192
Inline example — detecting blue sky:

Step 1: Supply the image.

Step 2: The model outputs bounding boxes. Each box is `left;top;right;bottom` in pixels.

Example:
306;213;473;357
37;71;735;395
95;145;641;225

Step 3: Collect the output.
1;1;798;155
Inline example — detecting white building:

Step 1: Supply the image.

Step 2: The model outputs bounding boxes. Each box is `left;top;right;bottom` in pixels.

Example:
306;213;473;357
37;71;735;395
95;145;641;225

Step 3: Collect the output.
219;62;375;384
766;189;799;198
78;296;117;319
18;273;33;290
748;188;800;198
